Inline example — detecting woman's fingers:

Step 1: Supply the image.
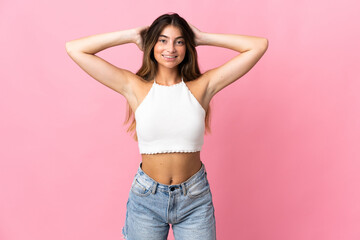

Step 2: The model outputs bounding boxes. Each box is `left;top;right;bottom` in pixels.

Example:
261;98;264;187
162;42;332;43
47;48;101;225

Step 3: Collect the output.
188;22;202;46
134;25;149;51
188;22;201;33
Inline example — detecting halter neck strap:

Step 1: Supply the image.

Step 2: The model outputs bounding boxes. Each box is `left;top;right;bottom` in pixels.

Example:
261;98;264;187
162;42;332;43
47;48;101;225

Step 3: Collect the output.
153;77;183;85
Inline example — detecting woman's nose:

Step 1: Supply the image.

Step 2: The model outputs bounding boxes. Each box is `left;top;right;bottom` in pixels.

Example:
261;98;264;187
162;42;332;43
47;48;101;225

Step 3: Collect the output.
167;43;176;53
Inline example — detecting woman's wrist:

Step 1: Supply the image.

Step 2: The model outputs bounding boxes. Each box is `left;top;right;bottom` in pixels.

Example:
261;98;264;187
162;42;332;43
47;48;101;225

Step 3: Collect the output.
129;28;139;44
197;32;209;46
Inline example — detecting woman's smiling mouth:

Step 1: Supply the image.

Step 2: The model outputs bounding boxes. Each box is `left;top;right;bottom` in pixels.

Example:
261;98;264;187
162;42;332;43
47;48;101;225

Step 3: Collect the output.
162;54;178;60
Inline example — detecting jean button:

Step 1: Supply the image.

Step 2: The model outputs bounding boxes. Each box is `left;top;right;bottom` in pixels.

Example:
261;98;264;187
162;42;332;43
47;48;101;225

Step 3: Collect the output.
170;187;176;191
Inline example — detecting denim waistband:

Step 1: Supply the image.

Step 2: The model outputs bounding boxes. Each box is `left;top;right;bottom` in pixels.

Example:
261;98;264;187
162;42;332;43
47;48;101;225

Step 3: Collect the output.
135;162;206;196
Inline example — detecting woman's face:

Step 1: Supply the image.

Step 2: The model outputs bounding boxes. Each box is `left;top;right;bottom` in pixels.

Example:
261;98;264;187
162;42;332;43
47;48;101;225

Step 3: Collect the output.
153;25;186;69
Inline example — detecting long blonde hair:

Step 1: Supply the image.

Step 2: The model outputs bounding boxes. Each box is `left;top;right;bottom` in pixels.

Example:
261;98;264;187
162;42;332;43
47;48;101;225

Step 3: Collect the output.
124;13;212;141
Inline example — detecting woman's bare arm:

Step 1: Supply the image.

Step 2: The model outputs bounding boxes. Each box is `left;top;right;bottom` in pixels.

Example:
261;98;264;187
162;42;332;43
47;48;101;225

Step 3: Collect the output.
189;23;268;98
65;27;147;97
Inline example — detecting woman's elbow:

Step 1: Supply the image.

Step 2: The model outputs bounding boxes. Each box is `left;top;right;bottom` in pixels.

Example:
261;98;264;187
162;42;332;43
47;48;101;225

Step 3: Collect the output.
261;38;269;51
254;38;268;52
65;41;78;54
65;41;72;53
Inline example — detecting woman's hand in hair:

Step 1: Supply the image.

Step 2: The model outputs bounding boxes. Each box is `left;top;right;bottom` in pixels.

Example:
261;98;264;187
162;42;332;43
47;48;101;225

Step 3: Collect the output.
188;22;203;47
133;25;149;51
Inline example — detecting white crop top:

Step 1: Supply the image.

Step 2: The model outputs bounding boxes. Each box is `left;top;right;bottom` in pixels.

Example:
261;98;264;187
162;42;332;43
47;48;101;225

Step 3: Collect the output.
135;76;206;154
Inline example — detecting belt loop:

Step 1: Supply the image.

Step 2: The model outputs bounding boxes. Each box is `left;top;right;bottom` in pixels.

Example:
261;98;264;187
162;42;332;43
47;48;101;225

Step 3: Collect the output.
152;182;157;194
181;183;187;196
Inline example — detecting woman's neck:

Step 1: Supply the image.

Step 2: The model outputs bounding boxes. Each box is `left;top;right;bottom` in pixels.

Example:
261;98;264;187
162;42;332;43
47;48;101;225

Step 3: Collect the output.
156;67;180;85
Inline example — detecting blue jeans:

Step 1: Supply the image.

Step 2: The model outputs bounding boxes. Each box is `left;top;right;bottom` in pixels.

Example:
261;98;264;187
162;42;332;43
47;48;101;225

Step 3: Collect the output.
122;162;216;240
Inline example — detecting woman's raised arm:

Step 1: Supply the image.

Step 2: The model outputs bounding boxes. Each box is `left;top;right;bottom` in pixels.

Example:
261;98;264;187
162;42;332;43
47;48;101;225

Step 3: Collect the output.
189;23;268;98
65;26;148;97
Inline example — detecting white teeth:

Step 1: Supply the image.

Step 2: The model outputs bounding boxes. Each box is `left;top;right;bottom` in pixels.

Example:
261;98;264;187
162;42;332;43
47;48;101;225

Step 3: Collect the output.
162;55;176;59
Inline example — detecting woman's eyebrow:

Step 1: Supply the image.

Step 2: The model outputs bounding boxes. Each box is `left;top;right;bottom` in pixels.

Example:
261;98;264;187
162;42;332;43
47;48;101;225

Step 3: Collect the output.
159;35;184;39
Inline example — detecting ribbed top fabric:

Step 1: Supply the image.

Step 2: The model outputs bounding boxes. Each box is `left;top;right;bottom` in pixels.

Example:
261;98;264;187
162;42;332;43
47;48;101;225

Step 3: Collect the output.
135;76;206;154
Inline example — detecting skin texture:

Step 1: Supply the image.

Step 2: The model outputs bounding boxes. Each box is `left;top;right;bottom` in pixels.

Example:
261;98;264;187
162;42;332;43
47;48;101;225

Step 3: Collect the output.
140;25;203;185
153;25;186;78
66;20;268;185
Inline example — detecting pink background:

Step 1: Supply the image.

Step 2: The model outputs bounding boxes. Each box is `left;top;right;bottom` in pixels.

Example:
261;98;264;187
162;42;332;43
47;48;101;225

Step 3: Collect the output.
1;0;359;239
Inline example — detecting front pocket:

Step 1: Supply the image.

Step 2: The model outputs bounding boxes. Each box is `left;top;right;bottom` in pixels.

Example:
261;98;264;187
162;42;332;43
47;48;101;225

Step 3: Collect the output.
187;175;210;199
130;177;152;197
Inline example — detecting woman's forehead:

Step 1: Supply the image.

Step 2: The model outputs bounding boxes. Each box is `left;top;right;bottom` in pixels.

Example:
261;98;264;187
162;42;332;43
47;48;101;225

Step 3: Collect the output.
159;25;183;38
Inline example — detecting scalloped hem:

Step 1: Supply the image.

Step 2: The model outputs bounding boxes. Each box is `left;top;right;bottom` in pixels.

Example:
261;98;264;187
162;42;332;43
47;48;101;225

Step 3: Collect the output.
140;149;201;155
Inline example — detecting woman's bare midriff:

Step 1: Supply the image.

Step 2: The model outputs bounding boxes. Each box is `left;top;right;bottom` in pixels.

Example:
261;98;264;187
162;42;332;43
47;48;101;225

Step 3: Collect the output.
140;151;202;185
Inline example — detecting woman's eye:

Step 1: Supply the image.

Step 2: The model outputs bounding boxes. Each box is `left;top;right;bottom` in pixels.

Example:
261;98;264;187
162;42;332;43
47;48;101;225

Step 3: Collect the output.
158;39;183;45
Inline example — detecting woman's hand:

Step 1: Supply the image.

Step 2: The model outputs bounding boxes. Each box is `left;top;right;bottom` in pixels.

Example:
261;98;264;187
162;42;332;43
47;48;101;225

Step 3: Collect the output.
188;22;203;46
133;25;149;51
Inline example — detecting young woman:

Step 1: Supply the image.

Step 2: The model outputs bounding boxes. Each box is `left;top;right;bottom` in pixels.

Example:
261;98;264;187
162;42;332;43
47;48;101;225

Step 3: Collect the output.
66;12;268;240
